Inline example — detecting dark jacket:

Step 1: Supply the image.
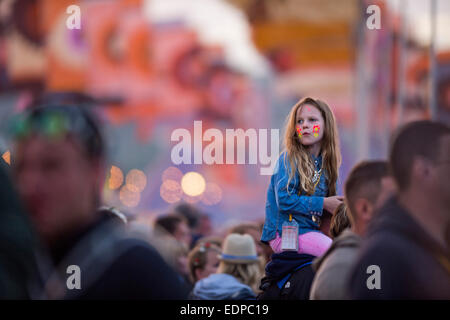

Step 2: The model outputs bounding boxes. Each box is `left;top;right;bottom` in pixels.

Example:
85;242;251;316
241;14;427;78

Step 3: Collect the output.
41;215;190;299
257;252;315;300
0;161;40;299
348;197;450;299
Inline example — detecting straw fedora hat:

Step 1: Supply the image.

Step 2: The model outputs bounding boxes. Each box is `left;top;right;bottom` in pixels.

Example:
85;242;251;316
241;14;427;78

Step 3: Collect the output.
219;233;259;264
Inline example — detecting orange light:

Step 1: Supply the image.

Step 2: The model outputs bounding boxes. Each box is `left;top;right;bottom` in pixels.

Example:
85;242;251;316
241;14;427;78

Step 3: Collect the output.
126;169;147;193
119;185;141;208
162;166;183;183
2;151;10;165
108;165;124;190
201;183;222;206
160;179;183;204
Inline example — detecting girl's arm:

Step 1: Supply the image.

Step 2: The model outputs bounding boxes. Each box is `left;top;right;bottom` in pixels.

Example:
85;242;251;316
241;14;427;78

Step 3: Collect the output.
273;155;324;216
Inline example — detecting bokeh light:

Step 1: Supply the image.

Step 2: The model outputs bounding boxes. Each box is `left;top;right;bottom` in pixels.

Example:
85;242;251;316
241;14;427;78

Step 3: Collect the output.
201;183;222;206
126;169;147;193
108;165;124;190
162;166;183;183
181;171;206;197
119;185;141;208
160;179;183;203
2;150;11;165
182;193;201;204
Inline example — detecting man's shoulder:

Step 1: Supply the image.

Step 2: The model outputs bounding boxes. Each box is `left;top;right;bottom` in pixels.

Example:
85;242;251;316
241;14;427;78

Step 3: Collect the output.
320;245;360;273
348;198;450;299
355;226;414;271
315;230;360;273
82;236;188;299
310;247;357;300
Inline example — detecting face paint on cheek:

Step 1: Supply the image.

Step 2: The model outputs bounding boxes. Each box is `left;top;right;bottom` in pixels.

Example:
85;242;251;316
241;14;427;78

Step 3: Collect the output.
296;125;302;138
313;125;320;138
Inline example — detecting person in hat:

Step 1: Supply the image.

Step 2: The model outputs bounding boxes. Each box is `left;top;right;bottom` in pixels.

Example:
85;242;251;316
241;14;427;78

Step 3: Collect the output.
190;233;262;300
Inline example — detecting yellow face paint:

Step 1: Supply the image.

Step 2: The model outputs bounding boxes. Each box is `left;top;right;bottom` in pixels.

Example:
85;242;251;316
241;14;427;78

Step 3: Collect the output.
296;125;302;138
313;125;320;138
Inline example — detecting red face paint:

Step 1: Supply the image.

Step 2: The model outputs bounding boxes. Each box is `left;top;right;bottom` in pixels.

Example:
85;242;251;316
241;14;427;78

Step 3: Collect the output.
313;125;320;138
296;125;302;138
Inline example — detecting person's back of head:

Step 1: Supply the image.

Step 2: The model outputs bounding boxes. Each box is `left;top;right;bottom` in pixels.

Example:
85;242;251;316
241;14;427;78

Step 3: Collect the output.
218;233;261;293
173;202;202;230
344;160;395;236
228;223;259;235
154;214;192;248
155;214;186;235
228;223;264;258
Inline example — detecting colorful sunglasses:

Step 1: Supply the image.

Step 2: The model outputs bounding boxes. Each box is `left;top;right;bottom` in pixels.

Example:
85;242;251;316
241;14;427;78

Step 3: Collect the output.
9;105;103;158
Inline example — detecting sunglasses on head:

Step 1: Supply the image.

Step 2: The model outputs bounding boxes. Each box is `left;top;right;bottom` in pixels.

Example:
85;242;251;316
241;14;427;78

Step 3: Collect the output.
9;104;103;159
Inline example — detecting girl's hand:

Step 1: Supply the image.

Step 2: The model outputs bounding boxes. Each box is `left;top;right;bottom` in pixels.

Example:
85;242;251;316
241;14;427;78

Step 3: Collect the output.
323;196;344;214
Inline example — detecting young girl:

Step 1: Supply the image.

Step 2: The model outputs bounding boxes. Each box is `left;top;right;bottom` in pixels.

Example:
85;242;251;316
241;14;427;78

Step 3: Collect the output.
261;97;343;257
188;241;221;283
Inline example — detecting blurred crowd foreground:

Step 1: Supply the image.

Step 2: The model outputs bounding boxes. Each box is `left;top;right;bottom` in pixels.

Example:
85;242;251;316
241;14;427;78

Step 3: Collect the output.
0;97;449;300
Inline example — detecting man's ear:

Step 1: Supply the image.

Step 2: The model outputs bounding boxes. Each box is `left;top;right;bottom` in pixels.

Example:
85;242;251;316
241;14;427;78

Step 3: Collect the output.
412;156;431;181
354;198;373;222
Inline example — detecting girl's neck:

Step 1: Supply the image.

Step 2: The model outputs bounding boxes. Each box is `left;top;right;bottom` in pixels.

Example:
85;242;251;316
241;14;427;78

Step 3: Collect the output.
306;142;321;158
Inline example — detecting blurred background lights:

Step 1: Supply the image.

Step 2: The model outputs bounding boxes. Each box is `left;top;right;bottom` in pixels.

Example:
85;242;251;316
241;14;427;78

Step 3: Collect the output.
126;169;147;193
160;179;183;203
182;193;201;204
181;171;206;197
2;150;10;165
119;185;141;208
162;166;183;183
201;182;222;206
108;165;124;190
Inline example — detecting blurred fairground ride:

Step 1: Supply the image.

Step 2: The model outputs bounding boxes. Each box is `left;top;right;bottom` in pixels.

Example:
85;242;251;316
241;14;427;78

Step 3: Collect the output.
0;0;449;227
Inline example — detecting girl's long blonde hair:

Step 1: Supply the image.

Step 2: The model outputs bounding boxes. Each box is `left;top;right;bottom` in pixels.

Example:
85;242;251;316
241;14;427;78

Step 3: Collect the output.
217;261;262;293
283;97;341;196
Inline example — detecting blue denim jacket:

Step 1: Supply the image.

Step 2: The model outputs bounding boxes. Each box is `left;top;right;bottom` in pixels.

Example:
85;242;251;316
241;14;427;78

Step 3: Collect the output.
261;152;331;243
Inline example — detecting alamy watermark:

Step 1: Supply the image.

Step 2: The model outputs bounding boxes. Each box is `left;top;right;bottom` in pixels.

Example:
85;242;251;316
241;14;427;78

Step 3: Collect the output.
66;5;81;30
66;265;81;290
366;264;381;290
170;121;279;175
366;4;381;30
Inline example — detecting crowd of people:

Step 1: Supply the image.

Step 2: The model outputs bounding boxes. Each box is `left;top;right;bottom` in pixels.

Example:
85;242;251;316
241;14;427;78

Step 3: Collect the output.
0;94;449;300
